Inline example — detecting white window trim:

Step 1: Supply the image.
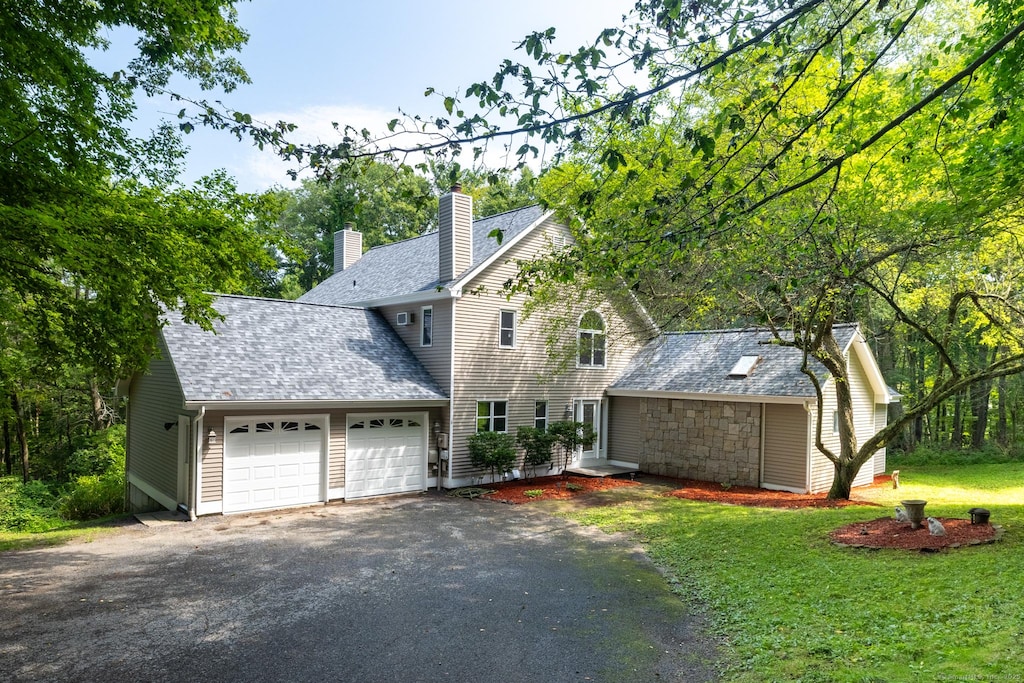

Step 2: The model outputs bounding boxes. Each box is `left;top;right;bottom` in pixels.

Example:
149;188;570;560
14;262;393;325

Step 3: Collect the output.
576;311;607;369
421;305;433;347
499;309;516;349
476;399;509;433
534;400;548;431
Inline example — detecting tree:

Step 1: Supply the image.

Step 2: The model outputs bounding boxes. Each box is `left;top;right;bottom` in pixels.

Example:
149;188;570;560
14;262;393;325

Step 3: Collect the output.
2;2;280;481
270;161;437;293
548;421;597;479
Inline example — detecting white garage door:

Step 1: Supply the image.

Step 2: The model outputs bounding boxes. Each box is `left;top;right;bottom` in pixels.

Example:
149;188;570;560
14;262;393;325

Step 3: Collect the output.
223;417;326;513
346;413;426;498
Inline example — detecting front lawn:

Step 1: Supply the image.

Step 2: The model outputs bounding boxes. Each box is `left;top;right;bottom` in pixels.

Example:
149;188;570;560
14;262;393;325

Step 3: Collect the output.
565;462;1024;682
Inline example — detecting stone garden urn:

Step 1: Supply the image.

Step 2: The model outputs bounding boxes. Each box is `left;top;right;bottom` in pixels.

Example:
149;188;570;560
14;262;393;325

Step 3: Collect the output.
901;499;928;530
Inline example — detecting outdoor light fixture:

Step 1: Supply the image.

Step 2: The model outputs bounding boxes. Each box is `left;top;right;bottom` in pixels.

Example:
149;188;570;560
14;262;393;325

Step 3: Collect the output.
564;403;572;419
207;428;216;445
432;420;441;435
164;422;176;431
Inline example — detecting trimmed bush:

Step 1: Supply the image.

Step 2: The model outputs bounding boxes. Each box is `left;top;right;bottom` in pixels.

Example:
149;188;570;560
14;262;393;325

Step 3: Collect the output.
467;430;518;483
515;426;557;480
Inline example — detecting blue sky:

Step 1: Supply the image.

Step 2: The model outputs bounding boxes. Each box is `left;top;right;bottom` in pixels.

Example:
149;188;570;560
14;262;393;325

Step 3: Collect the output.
102;0;631;193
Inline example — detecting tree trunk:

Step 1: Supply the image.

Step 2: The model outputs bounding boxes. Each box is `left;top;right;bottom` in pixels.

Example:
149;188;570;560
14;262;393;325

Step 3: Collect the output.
996;372;1008;447
10;392;29;483
90;378;107;431
950;391;963;448
2;417;10;476
829;458;858;500
969;347;996;450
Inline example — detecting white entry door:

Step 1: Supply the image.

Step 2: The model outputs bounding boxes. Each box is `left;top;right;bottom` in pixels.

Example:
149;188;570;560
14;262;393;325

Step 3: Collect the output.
223;417;326;513
574;400;601;461
346;413;427;498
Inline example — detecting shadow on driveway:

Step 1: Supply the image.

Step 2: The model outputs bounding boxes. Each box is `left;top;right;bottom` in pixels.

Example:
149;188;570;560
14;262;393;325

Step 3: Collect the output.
1;493;719;682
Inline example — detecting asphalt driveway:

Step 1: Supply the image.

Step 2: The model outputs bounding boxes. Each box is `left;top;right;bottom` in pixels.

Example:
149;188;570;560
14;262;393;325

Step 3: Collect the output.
1;493;719;682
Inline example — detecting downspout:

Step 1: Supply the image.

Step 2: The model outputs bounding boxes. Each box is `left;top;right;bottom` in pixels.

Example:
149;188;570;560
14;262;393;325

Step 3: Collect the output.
445;297;457;490
188;406;205;521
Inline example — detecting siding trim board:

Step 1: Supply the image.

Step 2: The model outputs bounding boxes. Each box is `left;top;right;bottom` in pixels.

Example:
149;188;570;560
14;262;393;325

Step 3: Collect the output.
608;389;811;404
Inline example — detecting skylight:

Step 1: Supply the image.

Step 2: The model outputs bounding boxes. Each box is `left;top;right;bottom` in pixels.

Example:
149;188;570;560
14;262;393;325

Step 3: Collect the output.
728;355;761;378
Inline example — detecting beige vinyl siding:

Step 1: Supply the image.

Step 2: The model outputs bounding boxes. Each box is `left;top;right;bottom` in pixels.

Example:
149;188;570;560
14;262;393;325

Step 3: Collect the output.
608;396;642;464
127;336;186;505
200;406;447;503
378;300;452;394
438;192;473;280
873;404;888;474
761;403;808;491
200;413;224;503
809;349;880;492
449;218;645;479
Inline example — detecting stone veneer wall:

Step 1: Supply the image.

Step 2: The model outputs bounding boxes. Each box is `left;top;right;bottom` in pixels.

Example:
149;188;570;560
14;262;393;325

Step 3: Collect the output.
639;398;762;486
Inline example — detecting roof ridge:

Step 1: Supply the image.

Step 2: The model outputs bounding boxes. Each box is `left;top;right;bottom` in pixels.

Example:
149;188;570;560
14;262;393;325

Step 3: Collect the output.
664;322;859;336
474;203;543;222
212;293;369;312
363;230;435;252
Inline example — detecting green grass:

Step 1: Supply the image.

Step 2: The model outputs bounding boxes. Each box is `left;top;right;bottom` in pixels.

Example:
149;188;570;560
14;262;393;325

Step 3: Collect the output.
564;462;1024;682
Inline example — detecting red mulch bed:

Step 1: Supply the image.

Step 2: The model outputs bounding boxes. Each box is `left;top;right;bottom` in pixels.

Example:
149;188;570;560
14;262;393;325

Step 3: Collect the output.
830;517;1000;551
482;475;639;504
661;477;877;508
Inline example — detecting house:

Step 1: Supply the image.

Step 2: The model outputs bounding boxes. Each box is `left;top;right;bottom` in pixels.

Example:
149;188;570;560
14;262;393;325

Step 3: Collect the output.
607;326;896;493
126;185;894;516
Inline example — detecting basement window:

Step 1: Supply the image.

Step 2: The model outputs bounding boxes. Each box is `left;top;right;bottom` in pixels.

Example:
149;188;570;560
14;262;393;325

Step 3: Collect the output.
728;355;760;378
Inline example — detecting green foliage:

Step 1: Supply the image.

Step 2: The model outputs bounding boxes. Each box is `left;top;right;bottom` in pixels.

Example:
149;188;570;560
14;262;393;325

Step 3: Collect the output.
567;462;1024;681
57;425;125;520
523;489;545;498
515;425;557;479
548;421;597;474
58;471;124;521
0;477;61;533
65;425;126;479
466;430;518;483
891;443;1024;467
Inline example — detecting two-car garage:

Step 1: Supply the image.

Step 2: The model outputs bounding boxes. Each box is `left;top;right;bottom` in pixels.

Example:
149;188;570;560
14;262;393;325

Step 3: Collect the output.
218;412;428;514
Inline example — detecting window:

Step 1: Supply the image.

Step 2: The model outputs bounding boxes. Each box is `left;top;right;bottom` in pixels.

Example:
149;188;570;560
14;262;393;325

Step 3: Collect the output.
421;306;433;347
578;310;606;368
534;401;548;431
499;310;516;348
832;410;840;434
477;401;508;433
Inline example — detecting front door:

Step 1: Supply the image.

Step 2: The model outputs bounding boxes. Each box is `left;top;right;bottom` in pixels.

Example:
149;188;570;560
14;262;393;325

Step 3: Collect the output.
574;400;601;461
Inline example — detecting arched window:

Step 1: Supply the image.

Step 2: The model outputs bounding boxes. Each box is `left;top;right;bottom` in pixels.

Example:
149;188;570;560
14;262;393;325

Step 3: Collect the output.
578;310;606;368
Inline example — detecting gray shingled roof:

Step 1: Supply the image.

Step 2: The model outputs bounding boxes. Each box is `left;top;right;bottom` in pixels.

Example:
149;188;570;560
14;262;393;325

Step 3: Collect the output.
298;204;546;305
611;324;860;398
161;295;447;403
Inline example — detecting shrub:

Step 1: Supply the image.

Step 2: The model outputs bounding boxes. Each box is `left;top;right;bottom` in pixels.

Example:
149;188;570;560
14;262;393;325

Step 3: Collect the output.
515;426;557;480
523;489;545;498
57;425;126;520
58;471;125;520
548;420;597;475
467;430;518;483
0;477;62;533
65;424;126;479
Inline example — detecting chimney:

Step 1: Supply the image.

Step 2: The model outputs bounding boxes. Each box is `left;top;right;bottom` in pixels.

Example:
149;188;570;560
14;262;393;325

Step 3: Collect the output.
334;222;363;273
438;183;473;281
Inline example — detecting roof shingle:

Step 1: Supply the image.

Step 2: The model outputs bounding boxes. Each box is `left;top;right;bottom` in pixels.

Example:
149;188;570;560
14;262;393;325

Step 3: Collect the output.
298;204;546;305
161;295;447;403
611;324;859;398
